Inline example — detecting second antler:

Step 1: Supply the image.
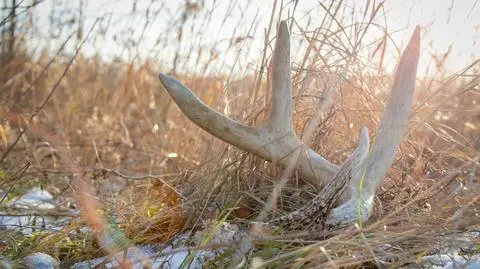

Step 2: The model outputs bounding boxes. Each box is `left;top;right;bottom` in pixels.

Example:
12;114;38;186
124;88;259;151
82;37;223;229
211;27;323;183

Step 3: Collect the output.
159;20;420;227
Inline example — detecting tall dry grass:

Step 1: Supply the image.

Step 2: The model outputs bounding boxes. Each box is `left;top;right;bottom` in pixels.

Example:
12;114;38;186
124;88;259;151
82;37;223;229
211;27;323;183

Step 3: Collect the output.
0;0;478;267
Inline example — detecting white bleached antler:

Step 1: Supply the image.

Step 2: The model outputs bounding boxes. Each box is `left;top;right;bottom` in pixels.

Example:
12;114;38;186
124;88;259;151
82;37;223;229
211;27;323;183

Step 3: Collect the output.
329;25;420;226
159;21;420;227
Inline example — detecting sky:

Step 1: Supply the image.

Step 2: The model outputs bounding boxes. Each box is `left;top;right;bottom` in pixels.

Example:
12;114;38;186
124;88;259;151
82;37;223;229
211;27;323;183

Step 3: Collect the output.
20;0;480;76
383;0;479;74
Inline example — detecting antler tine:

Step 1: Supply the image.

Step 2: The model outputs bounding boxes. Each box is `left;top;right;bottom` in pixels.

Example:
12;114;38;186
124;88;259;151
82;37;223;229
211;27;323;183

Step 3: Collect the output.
328;26;421;227
362;26;421;194
158;73;264;152
267;20;294;134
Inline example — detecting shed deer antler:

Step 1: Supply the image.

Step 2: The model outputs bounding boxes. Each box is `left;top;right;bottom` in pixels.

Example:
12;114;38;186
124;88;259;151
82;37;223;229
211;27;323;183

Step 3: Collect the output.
159;21;420;227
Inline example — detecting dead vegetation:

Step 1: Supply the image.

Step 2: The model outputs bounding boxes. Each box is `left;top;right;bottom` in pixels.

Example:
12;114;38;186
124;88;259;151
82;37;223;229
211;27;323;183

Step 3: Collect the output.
0;0;479;268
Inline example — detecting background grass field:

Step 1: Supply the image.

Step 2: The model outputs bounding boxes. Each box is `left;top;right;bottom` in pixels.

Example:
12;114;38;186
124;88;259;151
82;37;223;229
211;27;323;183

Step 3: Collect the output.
0;0;478;267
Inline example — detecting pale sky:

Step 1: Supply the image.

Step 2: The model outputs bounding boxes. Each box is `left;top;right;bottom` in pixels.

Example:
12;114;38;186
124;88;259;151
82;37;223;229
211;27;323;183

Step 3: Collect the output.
26;0;480;76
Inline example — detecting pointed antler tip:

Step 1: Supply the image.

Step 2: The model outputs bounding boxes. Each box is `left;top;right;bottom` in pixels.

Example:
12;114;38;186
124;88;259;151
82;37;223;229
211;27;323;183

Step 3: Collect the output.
159;73;179;92
360;126;369;137
278;20;289;39
408;25;421;49
159;73;175;88
159;73;168;81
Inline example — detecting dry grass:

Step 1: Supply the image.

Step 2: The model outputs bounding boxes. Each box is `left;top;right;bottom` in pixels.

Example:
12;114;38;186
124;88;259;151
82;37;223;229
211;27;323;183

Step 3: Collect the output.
0;0;479;268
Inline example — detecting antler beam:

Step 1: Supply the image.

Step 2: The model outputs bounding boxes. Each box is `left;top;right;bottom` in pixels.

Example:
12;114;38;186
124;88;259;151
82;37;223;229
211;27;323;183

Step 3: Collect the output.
158;21;420;227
